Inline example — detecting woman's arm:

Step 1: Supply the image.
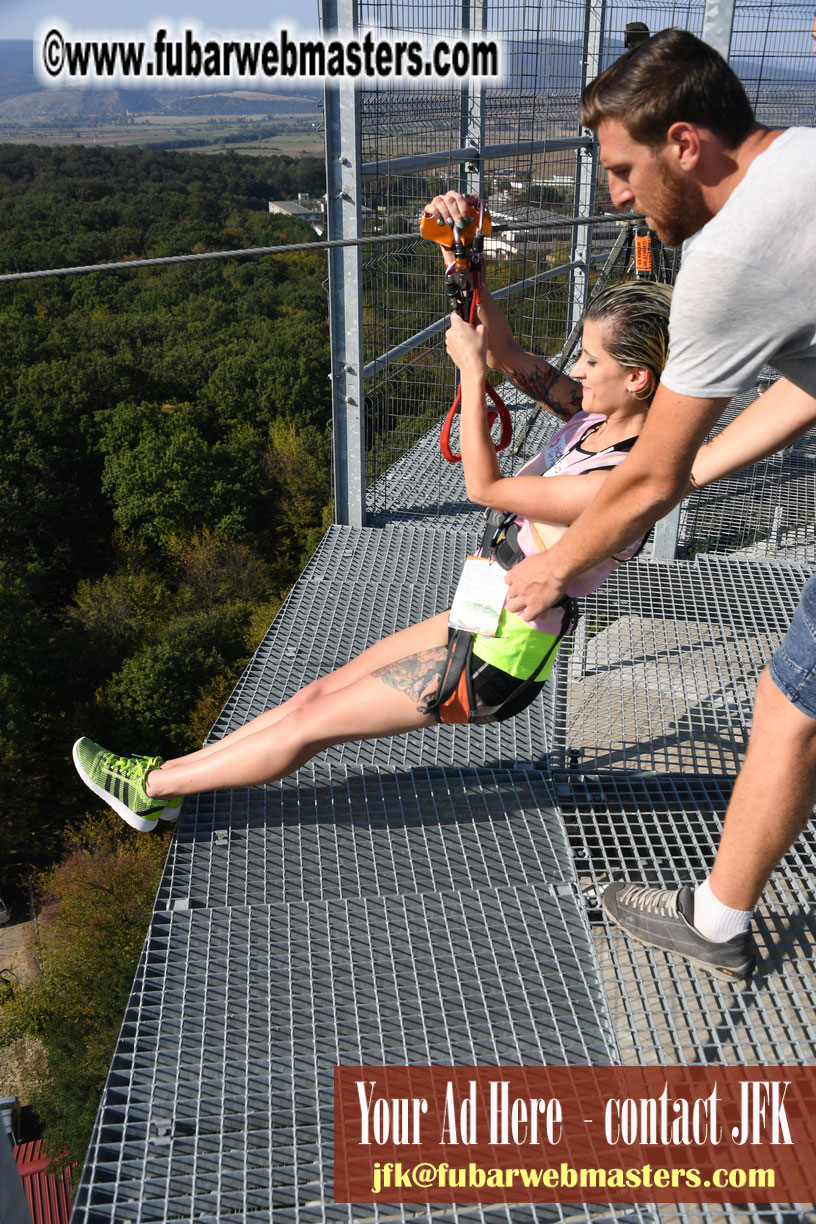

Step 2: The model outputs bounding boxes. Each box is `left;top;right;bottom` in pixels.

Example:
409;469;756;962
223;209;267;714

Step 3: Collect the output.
691;377;816;487
425;189;583;422
446;314;607;523
477;287;584;422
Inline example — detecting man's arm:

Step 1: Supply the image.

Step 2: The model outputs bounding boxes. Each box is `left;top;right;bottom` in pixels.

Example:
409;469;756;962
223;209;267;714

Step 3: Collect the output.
504;383;727;621
691;377;816;486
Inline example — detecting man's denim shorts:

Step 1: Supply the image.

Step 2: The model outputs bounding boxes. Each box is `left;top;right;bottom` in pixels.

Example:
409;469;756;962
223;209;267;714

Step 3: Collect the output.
769;571;816;722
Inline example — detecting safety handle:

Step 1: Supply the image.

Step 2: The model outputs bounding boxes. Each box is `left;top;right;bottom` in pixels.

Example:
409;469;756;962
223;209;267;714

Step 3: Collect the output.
440;383;512;464
420;204;492;250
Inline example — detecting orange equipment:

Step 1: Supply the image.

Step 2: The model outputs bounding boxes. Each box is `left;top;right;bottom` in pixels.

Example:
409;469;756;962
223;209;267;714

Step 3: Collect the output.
422;199;512;463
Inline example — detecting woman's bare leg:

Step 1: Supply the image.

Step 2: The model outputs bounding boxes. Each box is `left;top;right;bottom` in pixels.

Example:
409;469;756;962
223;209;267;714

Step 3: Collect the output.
147;613;452;794
145;634;451;797
161;610;451;770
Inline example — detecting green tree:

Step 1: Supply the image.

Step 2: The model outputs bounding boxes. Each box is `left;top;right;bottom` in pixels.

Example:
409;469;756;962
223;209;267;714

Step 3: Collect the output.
98;401;264;548
0;142;333;873
102;606;250;753
0;813;169;1178
265;418;333;575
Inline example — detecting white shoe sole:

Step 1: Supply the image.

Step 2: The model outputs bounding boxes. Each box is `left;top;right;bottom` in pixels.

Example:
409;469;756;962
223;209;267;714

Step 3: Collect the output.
72;738;160;834
159;800;182;822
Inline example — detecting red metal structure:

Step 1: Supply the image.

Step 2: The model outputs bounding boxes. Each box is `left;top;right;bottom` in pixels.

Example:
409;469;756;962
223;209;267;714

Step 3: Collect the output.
13;1141;73;1224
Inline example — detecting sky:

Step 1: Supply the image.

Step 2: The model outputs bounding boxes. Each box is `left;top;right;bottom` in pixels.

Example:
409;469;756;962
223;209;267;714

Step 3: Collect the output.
0;0;318;40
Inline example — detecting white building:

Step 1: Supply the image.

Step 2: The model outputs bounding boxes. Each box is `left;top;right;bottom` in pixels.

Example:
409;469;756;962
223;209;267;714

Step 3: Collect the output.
267;193;325;236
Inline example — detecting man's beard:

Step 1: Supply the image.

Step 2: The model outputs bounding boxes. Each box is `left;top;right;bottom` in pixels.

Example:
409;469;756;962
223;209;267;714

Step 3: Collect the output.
645;160;712;247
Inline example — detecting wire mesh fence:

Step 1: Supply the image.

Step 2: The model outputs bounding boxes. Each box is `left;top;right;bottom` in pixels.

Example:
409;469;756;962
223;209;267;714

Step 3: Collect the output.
344;0;816;519
732;1;816;126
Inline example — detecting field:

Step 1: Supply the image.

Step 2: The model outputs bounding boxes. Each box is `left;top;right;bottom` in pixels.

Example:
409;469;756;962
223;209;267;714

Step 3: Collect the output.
0;111;324;156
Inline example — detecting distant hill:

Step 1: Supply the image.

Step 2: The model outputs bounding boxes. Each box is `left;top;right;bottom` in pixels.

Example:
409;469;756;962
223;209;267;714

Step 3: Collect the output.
0;88;160;120
0;41;321;121
1;35;812;123
161;92;320;116
0;40;39;102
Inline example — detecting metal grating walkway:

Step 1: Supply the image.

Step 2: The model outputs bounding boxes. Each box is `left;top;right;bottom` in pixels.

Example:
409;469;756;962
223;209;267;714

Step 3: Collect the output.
72;384;816;1223
561;555;810;775
155;768;574;910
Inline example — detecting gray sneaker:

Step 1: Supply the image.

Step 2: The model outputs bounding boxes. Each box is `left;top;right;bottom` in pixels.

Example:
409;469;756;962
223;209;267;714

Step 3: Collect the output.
602;882;756;982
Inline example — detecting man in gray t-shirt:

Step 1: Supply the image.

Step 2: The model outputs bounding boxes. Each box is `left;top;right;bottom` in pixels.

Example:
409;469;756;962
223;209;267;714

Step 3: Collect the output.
662;125;816;400
434;27;816;981
516;28;816;981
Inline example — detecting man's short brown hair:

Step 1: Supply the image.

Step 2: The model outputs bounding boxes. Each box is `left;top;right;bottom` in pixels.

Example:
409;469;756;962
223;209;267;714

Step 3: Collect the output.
579;27;755;149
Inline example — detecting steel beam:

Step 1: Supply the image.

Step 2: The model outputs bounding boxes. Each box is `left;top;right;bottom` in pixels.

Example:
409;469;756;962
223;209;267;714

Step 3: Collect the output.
324;0;366;526
702;0;736;58
568;0;606;334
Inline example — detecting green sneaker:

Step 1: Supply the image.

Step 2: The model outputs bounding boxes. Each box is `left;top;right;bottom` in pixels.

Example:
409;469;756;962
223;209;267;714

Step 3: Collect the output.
131;757;181;822
72;738;165;832
159;795;182;822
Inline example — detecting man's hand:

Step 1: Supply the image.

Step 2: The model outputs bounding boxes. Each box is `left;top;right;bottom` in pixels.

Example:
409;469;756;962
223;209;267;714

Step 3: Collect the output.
504;552;567;622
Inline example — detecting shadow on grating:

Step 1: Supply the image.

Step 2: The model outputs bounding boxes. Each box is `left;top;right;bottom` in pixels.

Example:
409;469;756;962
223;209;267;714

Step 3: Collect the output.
206;529;557;781
71;887;644;1224
553;770;816;905
155;766;573;911
548;771;816;1080
557;556;810;775
594;905;816;1070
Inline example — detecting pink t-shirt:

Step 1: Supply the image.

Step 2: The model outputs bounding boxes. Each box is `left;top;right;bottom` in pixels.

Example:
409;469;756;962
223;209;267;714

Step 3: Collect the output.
512;411;645;633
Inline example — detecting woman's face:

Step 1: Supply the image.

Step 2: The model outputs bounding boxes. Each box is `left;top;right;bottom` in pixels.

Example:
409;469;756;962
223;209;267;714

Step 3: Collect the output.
570;318;644;413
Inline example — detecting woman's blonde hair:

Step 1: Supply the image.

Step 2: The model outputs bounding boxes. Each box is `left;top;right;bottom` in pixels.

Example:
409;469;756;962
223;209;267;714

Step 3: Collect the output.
584;279;673;402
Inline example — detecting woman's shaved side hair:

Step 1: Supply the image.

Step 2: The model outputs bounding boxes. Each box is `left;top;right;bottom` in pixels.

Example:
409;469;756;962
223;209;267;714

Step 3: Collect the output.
579;27;755;149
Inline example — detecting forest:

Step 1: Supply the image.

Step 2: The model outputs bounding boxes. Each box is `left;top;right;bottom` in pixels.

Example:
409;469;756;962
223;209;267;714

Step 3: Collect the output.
0;143;331;871
0;143;332;1167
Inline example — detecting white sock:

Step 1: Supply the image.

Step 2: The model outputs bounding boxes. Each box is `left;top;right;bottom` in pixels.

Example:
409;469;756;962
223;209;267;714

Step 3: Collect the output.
693;877;753;943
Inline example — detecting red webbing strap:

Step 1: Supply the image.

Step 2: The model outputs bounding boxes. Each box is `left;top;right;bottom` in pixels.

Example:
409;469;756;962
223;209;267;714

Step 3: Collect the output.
440;276;513;464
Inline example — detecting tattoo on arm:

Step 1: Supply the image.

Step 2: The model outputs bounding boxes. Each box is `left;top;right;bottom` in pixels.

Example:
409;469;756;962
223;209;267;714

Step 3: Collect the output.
372;646;448;715
507;361;583;421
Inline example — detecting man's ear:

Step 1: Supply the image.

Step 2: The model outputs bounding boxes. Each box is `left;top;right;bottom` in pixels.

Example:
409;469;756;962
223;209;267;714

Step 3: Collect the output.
664;121;704;170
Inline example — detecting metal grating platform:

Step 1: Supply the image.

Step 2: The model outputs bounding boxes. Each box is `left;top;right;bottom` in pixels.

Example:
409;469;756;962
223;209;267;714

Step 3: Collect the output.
555;771;816;905
558;556;812;774
71;886;633;1224
73;385;816;1221
553;770;816;1069
154;767;569;911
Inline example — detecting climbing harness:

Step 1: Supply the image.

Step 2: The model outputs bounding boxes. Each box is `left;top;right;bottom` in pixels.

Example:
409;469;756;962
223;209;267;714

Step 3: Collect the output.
430;506;578;725
421;199;513;463
426;412;652;725
434;603;574;724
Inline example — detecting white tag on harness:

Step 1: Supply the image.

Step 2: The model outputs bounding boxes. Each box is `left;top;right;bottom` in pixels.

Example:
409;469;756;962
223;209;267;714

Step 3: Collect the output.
448;556;508;637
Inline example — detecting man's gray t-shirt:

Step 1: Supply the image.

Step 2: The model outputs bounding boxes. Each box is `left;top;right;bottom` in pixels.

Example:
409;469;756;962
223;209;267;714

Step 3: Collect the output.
660;126;816;400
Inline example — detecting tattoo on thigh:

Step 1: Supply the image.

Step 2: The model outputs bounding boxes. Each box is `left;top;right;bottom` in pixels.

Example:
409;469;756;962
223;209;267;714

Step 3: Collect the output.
372;646;448;714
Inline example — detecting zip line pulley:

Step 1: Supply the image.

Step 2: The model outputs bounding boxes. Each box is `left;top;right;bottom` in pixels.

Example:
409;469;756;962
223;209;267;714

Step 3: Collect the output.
421;200;512;464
